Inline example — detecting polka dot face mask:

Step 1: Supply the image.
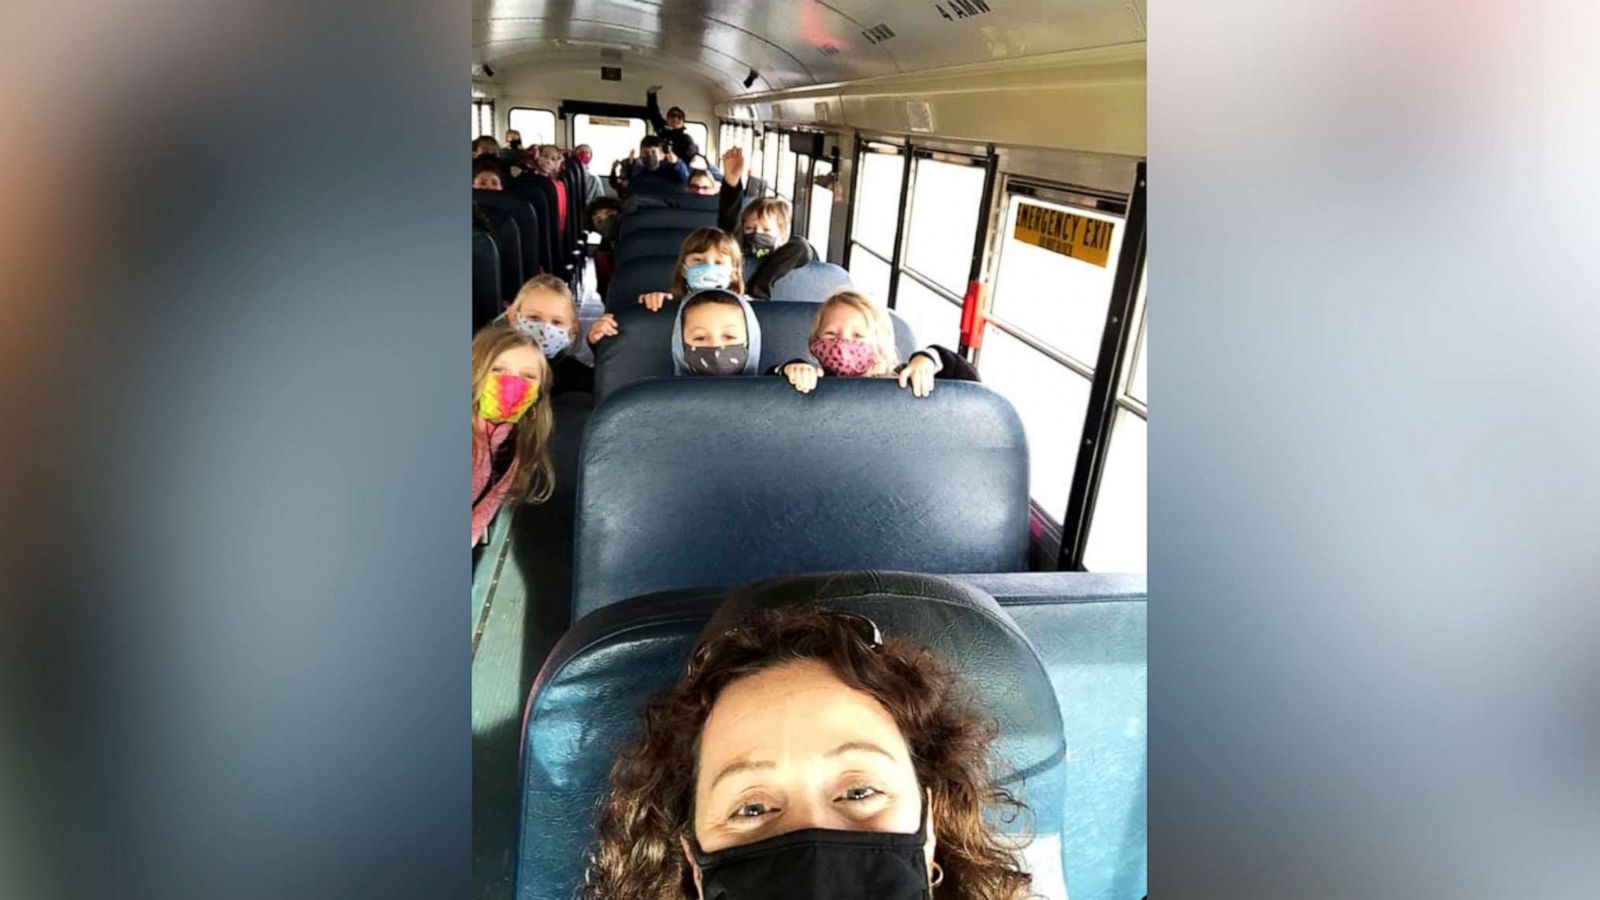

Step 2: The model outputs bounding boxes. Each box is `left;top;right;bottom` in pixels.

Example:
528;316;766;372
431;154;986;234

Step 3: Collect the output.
514;319;572;359
809;337;877;377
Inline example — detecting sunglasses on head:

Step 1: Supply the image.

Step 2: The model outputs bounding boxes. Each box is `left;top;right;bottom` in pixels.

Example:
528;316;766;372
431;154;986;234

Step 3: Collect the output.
685;611;884;678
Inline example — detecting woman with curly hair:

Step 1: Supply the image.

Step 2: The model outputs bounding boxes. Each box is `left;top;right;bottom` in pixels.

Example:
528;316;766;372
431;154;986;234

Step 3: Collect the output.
583;604;1036;899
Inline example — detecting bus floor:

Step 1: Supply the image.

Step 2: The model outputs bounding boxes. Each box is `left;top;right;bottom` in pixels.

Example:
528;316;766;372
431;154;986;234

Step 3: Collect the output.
471;401;592;898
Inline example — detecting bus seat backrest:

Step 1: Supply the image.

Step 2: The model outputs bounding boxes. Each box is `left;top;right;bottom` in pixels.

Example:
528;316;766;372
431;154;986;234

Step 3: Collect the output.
613;227;693;268
602;254;680;312
475;210;522;308
626;177;685;197
769;260;852;304
965;572;1149;900
517;572;1068;900
591;300;917;405
621;191;721;214
474;190;540;281
571;379;1029;616
472;228;503;331
510;177;560;274
619;206;718;238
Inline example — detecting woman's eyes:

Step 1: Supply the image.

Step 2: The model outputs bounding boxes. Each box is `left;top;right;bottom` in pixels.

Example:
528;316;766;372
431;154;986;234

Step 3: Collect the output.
839;785;882;803
731;801;774;820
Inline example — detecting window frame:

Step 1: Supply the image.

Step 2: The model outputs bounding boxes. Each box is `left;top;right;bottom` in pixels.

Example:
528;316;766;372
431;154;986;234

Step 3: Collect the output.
506;106;558;146
1055;162;1148;570
472;98;495;139
685;120;710;158
834;134;1149;569
897;148;995;344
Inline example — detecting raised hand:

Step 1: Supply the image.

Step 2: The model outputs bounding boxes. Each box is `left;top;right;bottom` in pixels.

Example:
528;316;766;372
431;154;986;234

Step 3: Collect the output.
721;146;746;187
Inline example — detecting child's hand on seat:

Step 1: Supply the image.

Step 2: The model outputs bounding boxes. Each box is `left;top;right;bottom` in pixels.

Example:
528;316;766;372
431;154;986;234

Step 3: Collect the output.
587;314;619;344
897;354;937;398
783;362;822;394
638;292;672;312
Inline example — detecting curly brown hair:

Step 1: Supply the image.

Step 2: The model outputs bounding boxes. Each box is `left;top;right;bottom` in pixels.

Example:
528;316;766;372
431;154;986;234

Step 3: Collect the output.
583;605;1035;899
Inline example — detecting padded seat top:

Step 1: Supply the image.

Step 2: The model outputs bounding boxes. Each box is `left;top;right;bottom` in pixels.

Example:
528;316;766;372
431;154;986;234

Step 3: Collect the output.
591;299;918;405
602;255;680;311
572;378;1029;616
769;260;853;304
517;572;1073;900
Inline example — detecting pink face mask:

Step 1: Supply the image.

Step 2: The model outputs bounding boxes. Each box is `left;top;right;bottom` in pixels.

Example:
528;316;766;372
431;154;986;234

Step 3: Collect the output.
577;150;593;165
809;337;877;377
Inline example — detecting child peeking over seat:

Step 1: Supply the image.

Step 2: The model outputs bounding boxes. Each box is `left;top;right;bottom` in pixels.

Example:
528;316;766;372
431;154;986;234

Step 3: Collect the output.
588;228;749;343
774;290;980;398
471;325;555;546
670;289;763;376
498;275;593;395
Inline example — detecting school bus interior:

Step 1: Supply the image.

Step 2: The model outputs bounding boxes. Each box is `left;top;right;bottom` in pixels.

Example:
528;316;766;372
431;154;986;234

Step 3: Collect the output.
471;3;1147;898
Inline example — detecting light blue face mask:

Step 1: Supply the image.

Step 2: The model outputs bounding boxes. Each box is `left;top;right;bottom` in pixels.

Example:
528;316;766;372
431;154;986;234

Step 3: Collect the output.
515;318;572;359
684;261;733;291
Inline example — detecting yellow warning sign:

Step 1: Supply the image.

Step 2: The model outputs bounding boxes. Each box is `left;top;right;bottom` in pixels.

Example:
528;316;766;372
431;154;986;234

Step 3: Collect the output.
1012;203;1114;268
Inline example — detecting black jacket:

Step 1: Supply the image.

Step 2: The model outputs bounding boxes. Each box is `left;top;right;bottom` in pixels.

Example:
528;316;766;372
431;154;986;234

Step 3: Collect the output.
645;90;700;161
744;235;818;300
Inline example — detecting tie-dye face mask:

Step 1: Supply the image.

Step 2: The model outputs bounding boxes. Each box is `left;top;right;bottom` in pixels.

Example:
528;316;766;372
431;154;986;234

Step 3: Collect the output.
476;373;539;423
515;318;572;359
809;337;877;378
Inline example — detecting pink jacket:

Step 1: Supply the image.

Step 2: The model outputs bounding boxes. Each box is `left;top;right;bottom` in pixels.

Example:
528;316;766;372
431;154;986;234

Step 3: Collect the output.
472;420;519;546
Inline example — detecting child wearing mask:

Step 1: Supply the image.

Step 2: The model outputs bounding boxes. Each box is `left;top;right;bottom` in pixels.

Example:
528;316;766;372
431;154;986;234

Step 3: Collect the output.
774;290;980;398
717;148;819;298
471;325;556;546
588;228;747;341
498;275;594;395
670;289;763;376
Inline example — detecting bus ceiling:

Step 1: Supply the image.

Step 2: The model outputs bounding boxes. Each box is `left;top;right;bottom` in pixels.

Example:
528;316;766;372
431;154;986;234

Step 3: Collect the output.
473;1;1145;156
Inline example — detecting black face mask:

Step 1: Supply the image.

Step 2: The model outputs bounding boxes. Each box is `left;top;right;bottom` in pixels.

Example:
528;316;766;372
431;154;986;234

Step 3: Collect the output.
690;804;931;900
742;232;780;259
682;344;749;376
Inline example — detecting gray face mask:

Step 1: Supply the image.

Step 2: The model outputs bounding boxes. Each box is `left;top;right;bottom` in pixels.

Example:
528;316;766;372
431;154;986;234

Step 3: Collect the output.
642;153;661;170
682;343;749;375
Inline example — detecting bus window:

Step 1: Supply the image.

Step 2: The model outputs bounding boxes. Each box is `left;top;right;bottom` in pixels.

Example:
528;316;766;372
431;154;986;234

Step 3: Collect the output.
895;275;964;348
761;131;781;196
572;113;646;180
507;108;556;145
686;121;709;157
846;245;892;306
977;324;1094;519
978;190;1129;528
777;135;796;200
903;157;987;295
1084;265;1147;572
989;195;1125;368
850;148;903;260
472;98;494;138
808;158;834;255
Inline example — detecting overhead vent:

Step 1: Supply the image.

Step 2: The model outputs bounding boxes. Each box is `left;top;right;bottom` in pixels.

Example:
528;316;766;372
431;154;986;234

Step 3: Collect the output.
601;66;622;81
907;100;934;133
818;43;841;57
601;47;623;61
862;23;897;45
814;101;831;122
935;0;993;19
